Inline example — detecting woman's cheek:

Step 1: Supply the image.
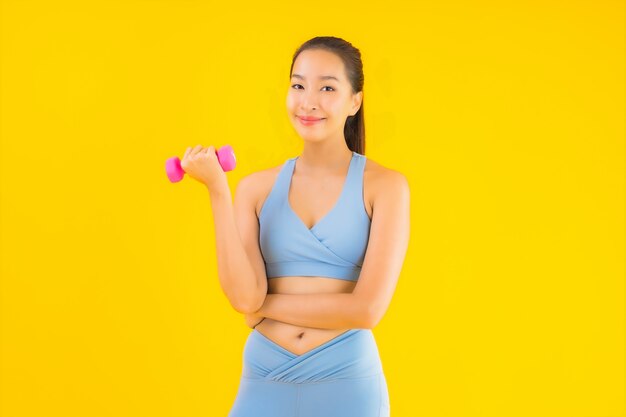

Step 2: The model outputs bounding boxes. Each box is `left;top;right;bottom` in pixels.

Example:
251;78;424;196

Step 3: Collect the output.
286;93;297;110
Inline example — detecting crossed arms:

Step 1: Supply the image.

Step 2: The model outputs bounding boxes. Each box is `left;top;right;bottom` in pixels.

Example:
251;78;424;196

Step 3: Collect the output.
243;171;410;330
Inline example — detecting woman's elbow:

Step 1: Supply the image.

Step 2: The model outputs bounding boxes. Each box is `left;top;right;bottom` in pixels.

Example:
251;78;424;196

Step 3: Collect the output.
361;303;385;329
232;294;264;314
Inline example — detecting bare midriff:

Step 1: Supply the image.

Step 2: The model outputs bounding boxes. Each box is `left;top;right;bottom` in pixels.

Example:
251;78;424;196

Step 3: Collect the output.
253;157;378;356
254;276;358;356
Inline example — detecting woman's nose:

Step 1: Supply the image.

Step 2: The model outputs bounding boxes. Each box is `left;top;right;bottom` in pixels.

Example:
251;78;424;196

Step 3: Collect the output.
301;91;319;110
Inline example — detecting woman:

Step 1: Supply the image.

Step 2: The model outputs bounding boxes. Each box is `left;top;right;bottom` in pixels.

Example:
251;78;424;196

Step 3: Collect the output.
181;36;410;417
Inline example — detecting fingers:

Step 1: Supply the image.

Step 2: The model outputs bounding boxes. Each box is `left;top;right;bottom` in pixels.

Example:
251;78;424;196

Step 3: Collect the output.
190;144;204;157
183;144;215;160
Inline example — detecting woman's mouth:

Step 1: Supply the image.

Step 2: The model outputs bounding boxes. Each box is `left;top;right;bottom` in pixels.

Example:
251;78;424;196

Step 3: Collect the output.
298;117;325;126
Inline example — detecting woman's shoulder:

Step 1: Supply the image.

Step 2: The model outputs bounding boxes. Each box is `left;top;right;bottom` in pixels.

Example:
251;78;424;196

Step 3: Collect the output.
237;163;285;217
239;162;283;188
364;155;408;189
361;155;409;216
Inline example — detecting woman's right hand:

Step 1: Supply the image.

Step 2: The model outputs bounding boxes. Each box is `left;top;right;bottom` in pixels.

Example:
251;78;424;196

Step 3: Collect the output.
180;145;228;193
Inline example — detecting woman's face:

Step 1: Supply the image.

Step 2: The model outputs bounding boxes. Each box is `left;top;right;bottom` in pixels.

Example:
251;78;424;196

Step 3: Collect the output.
286;49;362;142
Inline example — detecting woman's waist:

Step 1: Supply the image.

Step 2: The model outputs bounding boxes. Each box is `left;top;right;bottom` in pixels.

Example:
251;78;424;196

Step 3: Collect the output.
255;319;352;356
259;276;360;356
243;325;382;382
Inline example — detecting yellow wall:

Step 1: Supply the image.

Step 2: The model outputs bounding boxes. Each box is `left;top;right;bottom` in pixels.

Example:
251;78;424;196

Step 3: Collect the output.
1;0;623;416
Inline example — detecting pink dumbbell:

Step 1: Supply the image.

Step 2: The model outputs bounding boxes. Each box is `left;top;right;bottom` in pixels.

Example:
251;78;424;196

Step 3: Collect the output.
165;145;236;183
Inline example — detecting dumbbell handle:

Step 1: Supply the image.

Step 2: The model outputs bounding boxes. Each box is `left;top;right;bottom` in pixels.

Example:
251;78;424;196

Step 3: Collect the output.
165;145;236;183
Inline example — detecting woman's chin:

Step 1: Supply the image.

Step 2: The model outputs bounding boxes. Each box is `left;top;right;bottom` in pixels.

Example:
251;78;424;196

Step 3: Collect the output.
299;132;326;142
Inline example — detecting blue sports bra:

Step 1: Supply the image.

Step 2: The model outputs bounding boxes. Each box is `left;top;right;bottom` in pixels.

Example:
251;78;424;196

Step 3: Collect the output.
258;151;371;282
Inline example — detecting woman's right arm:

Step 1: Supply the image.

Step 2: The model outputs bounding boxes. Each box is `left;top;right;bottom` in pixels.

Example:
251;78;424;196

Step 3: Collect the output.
208;174;268;314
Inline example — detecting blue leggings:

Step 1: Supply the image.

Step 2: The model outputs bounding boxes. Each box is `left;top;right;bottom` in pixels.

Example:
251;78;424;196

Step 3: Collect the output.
228;328;390;417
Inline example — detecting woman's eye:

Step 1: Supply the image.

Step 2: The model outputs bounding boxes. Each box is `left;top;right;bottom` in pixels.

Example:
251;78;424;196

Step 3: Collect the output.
291;84;334;92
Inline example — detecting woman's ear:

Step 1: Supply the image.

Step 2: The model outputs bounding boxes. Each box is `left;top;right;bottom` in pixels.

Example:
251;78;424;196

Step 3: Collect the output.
351;91;363;116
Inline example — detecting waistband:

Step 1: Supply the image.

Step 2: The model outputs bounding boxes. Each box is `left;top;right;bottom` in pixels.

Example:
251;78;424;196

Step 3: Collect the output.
242;329;384;383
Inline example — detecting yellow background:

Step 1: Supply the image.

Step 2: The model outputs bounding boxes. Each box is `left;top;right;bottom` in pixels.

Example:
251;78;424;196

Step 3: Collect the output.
1;0;623;416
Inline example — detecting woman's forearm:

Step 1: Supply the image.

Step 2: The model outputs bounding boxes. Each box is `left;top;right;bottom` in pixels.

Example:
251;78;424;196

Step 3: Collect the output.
208;186;266;313
251;293;370;330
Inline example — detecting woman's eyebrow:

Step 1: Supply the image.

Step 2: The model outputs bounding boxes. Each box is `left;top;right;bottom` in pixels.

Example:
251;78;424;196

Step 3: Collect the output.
291;74;339;82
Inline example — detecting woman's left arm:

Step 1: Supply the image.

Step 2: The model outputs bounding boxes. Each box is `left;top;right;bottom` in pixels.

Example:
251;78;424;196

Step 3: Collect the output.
248;293;364;329
249;171;411;330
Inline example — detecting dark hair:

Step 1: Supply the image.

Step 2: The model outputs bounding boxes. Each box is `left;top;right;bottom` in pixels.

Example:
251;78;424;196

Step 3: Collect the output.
289;36;365;155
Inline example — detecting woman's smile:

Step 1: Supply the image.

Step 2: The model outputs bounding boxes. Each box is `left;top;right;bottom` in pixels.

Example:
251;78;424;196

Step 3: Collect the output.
298;116;326;126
